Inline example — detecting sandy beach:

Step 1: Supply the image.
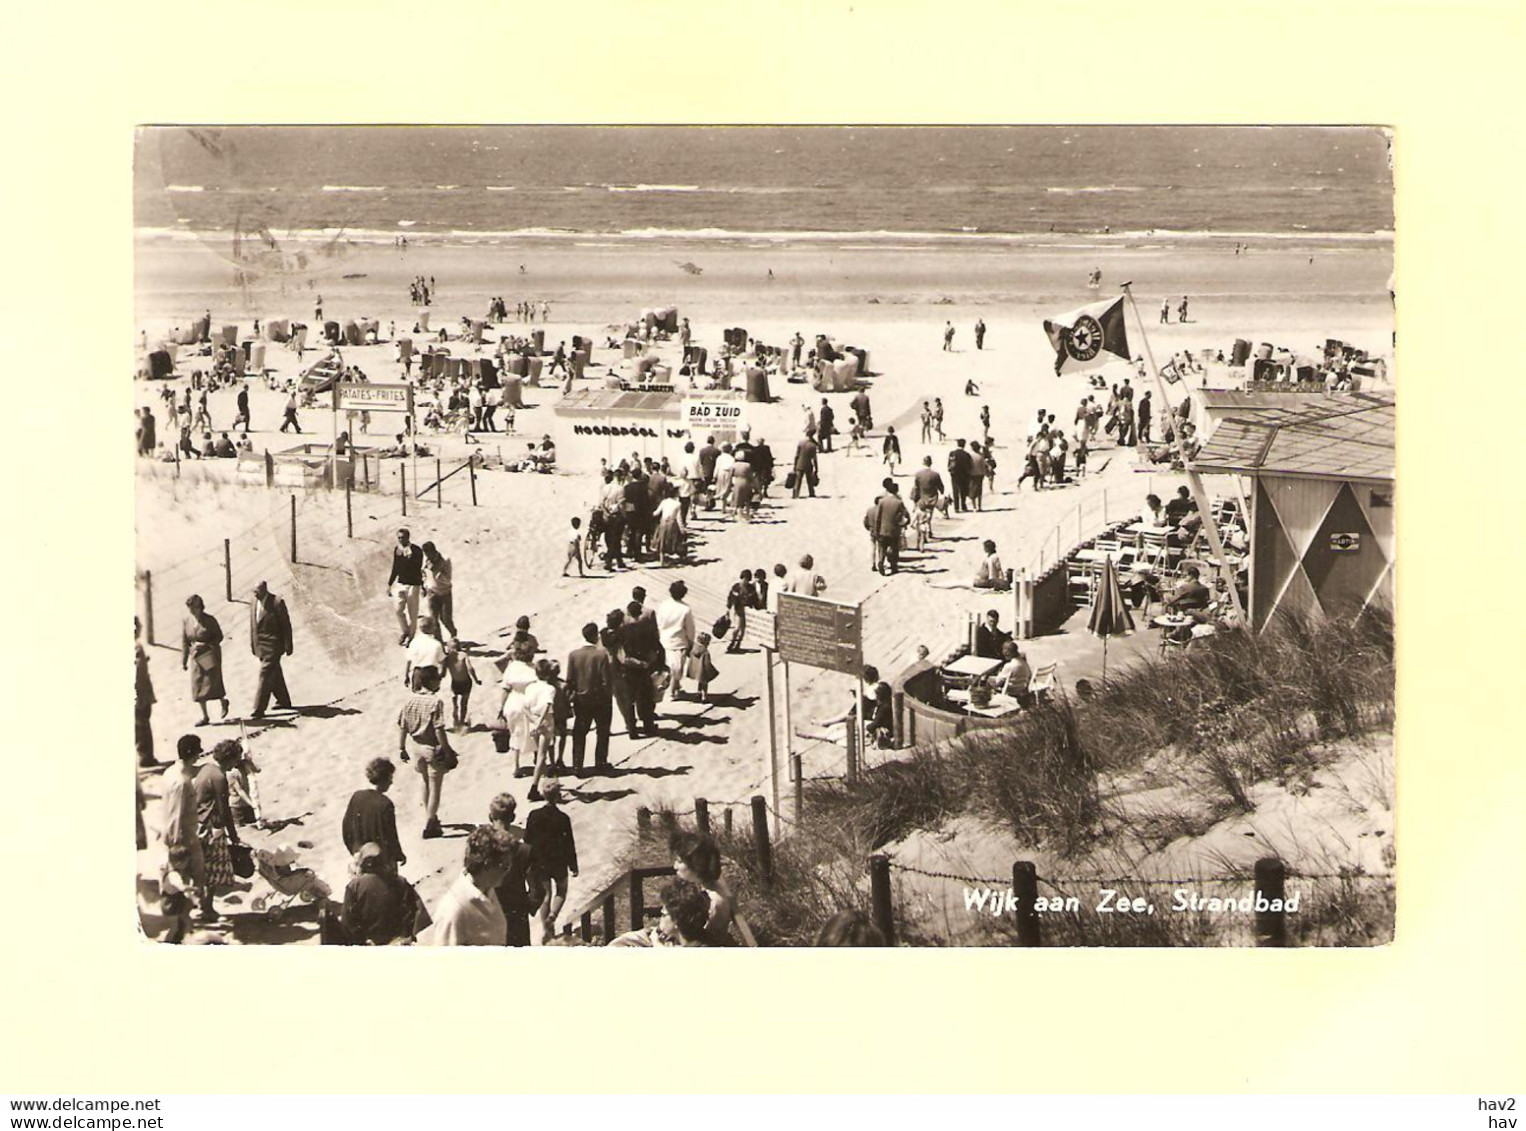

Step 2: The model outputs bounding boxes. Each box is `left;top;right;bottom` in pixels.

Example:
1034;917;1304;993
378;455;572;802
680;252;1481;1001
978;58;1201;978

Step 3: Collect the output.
133;231;1394;943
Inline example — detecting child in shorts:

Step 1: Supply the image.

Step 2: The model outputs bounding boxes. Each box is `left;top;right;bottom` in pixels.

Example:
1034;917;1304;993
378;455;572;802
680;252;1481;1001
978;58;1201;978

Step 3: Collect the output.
562;516;585;577
443;639;480;730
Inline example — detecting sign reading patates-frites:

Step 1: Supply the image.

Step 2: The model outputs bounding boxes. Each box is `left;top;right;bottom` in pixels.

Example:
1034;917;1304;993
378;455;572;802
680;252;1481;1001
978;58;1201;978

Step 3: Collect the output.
334;382;414;414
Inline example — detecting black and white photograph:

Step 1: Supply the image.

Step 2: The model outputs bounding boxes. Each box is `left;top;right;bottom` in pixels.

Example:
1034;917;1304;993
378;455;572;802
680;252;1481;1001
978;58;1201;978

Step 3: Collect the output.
131;125;1396;948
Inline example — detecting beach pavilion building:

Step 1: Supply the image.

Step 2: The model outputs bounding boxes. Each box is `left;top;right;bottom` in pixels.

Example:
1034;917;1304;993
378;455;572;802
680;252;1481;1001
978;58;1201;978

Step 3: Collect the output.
551;387;685;471
1194;391;1395;631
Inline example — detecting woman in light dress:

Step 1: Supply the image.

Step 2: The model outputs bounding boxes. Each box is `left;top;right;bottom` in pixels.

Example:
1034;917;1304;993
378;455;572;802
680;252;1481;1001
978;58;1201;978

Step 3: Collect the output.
181;595;228;726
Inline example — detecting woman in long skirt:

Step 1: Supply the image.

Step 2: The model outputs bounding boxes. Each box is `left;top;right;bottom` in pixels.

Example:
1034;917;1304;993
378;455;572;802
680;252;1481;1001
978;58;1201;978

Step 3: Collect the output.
181;595;228;726
195;742;243;893
654;488;685;566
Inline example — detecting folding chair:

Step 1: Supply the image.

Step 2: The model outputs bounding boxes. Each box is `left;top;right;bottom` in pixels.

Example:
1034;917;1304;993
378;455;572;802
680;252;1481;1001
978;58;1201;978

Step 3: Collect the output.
1028;662;1060;703
1067;560;1098;605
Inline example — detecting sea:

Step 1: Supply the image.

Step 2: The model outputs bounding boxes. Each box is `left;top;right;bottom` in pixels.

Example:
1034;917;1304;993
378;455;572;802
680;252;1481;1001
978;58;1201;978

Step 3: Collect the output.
134;126;1393;245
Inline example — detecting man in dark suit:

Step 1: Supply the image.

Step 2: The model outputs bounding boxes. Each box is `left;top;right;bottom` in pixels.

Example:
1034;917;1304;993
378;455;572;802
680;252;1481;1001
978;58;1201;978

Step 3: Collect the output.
249;580;294;719
565;622;613;773
947;439;974;513
791;432;819;498
817;400;836;452
871;481;911;575
751;437;774;496
622;471;652;561
620;600;662;737
697;436;720;491
974;610;1011;660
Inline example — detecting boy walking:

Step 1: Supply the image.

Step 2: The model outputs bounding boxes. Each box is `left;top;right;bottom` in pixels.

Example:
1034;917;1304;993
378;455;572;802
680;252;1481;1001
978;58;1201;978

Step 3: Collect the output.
562;516;585;578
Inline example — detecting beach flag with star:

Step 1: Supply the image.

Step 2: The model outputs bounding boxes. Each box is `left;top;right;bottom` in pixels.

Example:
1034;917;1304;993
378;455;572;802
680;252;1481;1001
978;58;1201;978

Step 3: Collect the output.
1042;296;1131;376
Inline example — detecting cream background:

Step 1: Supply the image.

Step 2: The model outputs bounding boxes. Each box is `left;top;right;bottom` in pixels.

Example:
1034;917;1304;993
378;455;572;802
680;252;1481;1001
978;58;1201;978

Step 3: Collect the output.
2;0;1523;1094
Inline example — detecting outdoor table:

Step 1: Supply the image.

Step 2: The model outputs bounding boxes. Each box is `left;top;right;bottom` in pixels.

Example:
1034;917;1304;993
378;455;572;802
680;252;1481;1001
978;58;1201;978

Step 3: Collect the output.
944;689;1024;717
1073;549;1115;563
1151;614;1194;630
942;655;1003;680
1125;522;1171;536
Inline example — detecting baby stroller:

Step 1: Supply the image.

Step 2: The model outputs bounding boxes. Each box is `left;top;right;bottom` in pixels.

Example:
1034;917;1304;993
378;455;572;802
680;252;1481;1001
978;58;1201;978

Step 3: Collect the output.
251;847;331;920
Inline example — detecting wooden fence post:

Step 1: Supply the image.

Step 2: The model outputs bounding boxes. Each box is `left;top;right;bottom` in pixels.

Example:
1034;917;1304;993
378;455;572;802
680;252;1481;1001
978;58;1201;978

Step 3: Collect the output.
845;716;858;783
791;754;803;823
893;690;905;749
400;463;408;517
1012;861;1042;947
1254;857;1288;947
723;808;733;836
628;871;645;931
363;452;370;492
289;495;297;564
345;476;353;539
694;797;710;835
223;539;232;603
141;571;154;645
436;458;443;509
602;893;617;944
636;807;651;840
750;795;773;885
869;854;894;945
468;455;478;506
264;450;273;488
579;911;592;943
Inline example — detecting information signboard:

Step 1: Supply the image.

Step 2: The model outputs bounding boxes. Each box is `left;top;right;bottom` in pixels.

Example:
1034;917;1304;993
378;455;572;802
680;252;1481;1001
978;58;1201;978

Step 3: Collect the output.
682;396;747;445
334;382;413;414
774;593;862;674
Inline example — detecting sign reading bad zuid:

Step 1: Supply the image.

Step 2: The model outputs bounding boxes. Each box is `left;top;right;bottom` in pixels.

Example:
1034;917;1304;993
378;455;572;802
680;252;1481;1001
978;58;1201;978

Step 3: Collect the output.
334;382;414;414
682;396;747;443
775;593;863;675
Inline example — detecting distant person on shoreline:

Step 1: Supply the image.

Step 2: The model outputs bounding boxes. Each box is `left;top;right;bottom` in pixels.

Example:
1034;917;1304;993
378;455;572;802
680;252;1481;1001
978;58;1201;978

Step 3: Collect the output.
943;321;955;351
974;318;986;349
1160;300;1170;324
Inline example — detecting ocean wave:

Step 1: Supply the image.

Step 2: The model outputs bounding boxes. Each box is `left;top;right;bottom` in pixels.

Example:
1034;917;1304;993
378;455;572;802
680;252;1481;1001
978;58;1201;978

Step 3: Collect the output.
165;185;205;192
321;185;386;192
136;222;1395;247
485;185;516;192
1046;185;1146;194
606;184;701;193
435;185;460;190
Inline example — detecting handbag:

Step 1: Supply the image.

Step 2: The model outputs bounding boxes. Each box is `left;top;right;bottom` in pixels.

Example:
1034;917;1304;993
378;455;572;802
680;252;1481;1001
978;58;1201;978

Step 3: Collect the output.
230;841;256;879
713;614;732;639
433;740;459;772
784;471;797;490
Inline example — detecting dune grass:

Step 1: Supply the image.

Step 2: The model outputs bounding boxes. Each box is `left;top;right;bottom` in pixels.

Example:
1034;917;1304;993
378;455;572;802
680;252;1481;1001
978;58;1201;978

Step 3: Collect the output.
593;612;1395;946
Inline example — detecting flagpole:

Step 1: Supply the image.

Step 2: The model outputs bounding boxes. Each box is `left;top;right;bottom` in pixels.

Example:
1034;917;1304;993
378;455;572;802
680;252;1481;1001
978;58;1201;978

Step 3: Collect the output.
1119;283;1247;625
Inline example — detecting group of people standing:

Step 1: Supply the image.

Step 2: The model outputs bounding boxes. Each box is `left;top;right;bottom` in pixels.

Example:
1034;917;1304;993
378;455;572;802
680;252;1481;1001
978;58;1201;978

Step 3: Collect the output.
408;276;435;306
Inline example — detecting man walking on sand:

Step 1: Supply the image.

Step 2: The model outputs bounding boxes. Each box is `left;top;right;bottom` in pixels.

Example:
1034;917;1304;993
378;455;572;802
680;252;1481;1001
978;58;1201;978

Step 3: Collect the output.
947;439;974;513
566;623;613;775
974;319;986;350
388;528;425;646
248;581;294;720
791;431;819;498
656;581;697;701
525;782;578;944
871;482;911;576
943;321;955;351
